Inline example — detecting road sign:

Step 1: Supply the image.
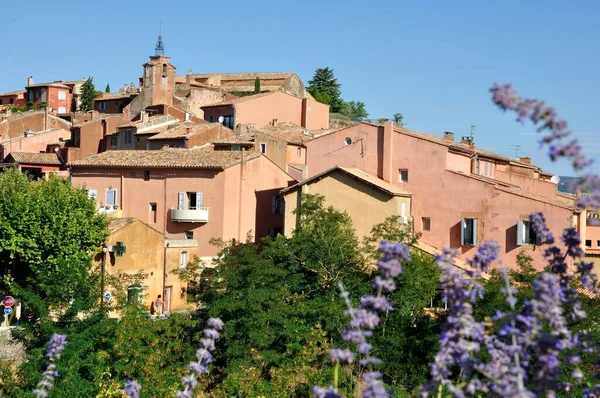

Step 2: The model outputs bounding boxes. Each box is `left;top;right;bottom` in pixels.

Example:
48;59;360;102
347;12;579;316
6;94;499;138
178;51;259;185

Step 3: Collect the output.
104;293;111;301
2;296;15;307
4;307;13;315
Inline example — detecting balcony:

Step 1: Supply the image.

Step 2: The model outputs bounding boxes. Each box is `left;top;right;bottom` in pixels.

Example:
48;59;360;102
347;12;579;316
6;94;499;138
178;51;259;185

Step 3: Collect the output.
170;207;209;223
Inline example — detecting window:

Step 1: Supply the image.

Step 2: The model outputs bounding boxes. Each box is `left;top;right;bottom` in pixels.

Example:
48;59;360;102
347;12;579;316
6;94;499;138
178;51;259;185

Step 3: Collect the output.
586;240;592;248
40;88;47;102
223;115;234;129
124;130;132;145
272;196;282;215
430;290;448;310
178;192;203;210
399;169;408;183
259;143;267;154
0;99;3;105
87;189;97;201
105;189;117;206
58;91;66;100
162;64;168;78
184;231;194;240
9;98;13;104
126;283;143;304
143;170;150;181
110;136;118;148
73;130;81;147
208;115;214;123
28;90;33;102
345;137;352;145
179;251;189;269
58;106;66;114
231;145;241;151
597;240;600;247
517;220;538;245
269;227;283;239
422;217;431;231
150;203;157;223
461;218;478;246
99;102;107;110
297;147;301;157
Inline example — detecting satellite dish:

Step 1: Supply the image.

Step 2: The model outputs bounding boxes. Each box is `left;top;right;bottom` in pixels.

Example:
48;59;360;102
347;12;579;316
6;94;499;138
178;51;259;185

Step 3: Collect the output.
550;175;560;184
218;116;224;124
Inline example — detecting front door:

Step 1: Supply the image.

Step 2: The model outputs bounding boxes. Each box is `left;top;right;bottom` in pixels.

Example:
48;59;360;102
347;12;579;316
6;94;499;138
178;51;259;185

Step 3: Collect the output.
164;286;172;313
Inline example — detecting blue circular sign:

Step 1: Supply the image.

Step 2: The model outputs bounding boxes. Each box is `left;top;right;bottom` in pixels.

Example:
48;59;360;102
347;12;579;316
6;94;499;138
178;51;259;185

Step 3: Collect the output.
104;293;111;301
4;307;13;315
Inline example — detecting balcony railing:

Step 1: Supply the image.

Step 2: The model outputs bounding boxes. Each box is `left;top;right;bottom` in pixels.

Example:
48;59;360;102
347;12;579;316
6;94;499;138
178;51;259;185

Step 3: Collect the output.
170;207;209;223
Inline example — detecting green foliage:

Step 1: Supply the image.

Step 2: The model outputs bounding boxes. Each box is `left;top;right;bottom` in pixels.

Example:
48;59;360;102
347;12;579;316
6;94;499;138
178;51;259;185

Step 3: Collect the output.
307;67;344;113
80;77;100;112
340;100;369;121
393;112;404;125
254;77;260;94
105;84;110;93
0;169;108;320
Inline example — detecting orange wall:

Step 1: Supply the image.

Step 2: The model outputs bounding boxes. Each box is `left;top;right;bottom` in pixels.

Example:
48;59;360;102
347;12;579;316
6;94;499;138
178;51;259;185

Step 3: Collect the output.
236;92;303;128
585;223;600;255
302;98;329;130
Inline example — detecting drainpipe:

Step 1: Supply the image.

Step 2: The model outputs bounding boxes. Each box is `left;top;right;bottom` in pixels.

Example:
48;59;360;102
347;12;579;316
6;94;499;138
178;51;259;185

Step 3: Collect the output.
162;242;169;301
100;246;107;310
237;148;245;241
474;153;480;175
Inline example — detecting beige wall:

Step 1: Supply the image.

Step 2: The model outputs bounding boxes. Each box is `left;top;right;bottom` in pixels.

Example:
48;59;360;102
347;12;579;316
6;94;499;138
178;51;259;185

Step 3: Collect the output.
283;169;411;239
254;132;289;171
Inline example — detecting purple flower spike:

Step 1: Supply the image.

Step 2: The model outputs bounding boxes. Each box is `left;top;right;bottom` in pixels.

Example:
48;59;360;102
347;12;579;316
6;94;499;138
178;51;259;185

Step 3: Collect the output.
122;379;141;398
45;333;67;359
33;334;68;397
313;385;343;398
328;348;355;364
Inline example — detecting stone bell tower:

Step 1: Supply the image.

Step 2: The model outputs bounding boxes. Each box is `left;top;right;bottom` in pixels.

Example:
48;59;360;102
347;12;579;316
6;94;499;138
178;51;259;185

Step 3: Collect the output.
140;33;176;107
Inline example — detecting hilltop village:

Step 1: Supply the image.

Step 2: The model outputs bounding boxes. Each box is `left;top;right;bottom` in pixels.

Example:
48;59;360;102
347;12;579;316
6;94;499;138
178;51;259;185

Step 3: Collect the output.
0;36;598;314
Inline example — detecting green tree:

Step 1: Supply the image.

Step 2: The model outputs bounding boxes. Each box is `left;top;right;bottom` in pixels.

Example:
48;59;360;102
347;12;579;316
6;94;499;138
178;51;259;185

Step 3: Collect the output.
307;67;344;113
0;169;108;320
341;101;369;121
80;77;100;112
254;77;260;94
393;112;404;125
105;84;110;93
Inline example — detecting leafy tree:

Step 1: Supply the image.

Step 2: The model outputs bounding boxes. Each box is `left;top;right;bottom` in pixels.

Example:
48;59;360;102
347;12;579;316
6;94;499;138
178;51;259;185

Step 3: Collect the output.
393;112;404;125
80;77;100;112
254;77;260;94
307;67;344;113
340;101;368;121
0;169;108;320
105;84;110;93
310;89;332;105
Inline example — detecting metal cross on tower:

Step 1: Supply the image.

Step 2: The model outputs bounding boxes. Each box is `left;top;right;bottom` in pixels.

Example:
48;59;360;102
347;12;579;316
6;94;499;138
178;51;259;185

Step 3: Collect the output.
155;21;165;56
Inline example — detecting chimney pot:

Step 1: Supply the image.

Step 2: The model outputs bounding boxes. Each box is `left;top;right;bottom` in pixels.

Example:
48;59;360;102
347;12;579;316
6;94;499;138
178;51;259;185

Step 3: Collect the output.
443;131;454;141
27;76;34;86
519;156;532;165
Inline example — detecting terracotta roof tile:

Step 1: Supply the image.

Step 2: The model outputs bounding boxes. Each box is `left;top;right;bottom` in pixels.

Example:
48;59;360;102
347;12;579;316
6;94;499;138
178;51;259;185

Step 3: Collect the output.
6;152;62;165
68;147;261;169
148;122;233;140
108;217;137;234
255;122;316;145
212;134;255;145
26;83;70;89
0;90;26;96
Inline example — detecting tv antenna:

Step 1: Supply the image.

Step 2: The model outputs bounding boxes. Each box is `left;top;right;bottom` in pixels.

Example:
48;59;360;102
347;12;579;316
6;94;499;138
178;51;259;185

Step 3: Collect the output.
510;144;521;158
469;124;477;139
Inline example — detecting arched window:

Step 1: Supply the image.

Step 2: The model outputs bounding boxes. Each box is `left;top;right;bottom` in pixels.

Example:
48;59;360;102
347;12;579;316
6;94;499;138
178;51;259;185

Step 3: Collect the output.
162;64;168;78
127;283;143;304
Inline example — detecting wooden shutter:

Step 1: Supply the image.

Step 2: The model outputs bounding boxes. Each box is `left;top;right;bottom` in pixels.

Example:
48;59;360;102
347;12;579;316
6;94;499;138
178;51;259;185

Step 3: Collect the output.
178;192;185;210
272;196;278;215
461;218;466;246
106;189;116;205
517;220;524;246
472;219;478;246
196;192;203;209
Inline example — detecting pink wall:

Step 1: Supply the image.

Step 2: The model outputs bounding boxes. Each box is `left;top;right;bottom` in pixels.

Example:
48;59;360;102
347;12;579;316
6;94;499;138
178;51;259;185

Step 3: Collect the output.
585;223;600;255
446;151;471;174
285;144;305;167
302;98;329;130
236;92;303;128
304;121;575;270
71;155;292;257
493;169;557;197
0;128;70;161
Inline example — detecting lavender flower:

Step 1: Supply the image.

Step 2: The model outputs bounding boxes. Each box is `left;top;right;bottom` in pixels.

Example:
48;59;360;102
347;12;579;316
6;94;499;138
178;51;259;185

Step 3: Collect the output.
175;317;223;397
314;242;409;397
32;334;67;398
122;379;141;398
529;212;555;244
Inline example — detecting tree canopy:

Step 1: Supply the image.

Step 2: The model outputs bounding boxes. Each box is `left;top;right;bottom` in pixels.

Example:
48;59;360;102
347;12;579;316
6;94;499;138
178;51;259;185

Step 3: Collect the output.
79;77;100;112
307;67;344;113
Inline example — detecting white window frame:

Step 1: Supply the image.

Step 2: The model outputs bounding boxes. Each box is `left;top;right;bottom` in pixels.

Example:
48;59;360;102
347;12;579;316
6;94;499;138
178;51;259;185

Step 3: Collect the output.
179;251;189;269
58;106;66;114
259;143;267;154
105;189;117;206
517;219;540;246
58;91;66;100
99;102;107;110
461;218;478;246
87;189;97;201
399;169;408;183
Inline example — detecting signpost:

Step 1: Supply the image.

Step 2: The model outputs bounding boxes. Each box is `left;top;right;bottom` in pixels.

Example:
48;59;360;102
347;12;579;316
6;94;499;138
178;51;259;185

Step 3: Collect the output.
2;296;15;307
15;302;21;326
2;296;15;327
4;307;12;315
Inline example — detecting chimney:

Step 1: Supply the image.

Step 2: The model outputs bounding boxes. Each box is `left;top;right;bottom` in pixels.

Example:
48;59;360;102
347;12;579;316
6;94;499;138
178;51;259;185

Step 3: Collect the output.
461;136;474;146
27;76;34;86
443;131;454;141
519;156;531;165
382;121;394;182
141;110;148;123
184;111;190;121
272;118;278;127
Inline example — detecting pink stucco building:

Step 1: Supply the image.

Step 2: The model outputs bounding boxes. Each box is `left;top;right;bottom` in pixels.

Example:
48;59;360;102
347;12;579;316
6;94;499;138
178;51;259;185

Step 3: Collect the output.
0;128;71;162
69;147;293;259
301;121;578;270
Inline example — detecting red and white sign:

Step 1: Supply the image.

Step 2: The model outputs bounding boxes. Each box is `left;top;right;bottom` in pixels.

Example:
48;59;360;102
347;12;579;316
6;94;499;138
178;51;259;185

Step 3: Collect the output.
2;296;15;307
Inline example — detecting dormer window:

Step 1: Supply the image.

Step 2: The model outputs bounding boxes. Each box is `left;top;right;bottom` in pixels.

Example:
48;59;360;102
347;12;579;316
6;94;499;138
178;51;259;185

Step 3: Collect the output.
162;64;168;78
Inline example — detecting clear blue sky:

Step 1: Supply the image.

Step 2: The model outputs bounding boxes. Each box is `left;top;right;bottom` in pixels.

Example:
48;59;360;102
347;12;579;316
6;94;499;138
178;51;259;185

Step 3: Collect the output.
2;0;599;176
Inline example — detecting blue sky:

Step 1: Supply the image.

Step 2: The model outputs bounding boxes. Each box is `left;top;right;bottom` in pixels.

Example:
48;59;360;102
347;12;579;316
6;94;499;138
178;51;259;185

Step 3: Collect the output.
2;0;599;176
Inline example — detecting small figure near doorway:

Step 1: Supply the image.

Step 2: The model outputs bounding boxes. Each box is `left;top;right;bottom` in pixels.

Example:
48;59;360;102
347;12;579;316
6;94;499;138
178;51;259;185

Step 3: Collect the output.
155;295;164;315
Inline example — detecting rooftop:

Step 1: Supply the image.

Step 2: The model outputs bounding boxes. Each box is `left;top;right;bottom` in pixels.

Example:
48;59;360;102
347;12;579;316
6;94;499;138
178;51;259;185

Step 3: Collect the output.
148;122;233;140
212;134;255;145
0;90;26;97
255;122;317;145
68;147;261;169
94;92;137;102
26;83;70;89
189;72;297;80
281;166;411;197
4;152;62;165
